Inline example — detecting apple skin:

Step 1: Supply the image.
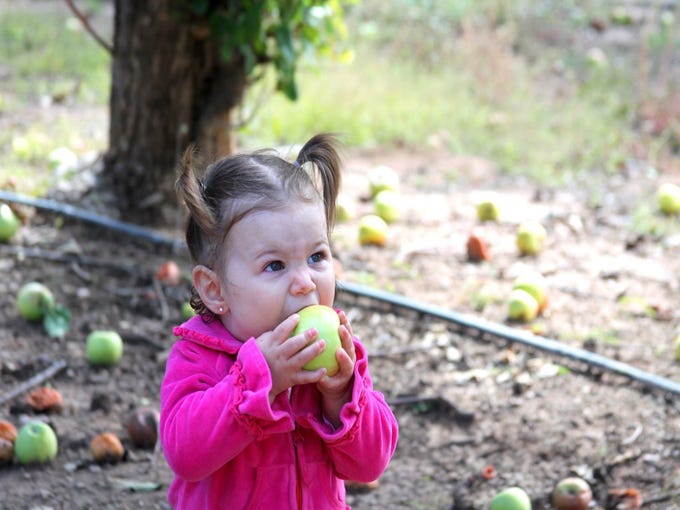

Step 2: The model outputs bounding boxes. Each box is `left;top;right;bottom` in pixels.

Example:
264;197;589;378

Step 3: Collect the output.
291;305;342;376
489;486;532;510
512;272;548;313
373;190;401;223
368;165;399;197
14;421;58;464
552;476;592;510
86;330;124;366
657;183;680;215
516;221;547;256
477;199;500;222
16;282;55;322
0;203;19;242
508;289;539;323
358;214;388;246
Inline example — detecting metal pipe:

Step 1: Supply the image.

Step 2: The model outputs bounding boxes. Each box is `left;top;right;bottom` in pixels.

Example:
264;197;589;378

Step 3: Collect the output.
3;190;679;396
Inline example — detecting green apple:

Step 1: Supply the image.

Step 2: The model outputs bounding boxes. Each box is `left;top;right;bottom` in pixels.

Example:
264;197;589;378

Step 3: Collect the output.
368;165;399;197
489;486;532;510
358;214;388;246
373;190;401;223
476;196;500;222
0;203;19;242
657;183;680;215
516;221;547;256
512;271;547;313
508;288;539;323
335;194;357;222
14;421;58;464
17;282;55;322
181;301;196;320
291;305;341;376
86;330;124;366
552;476;592;510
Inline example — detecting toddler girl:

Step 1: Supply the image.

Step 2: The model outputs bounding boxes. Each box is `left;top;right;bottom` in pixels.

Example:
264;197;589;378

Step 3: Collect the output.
160;133;399;509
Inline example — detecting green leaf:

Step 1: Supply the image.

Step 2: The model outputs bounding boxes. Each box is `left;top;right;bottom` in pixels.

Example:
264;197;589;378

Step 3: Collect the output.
43;305;71;338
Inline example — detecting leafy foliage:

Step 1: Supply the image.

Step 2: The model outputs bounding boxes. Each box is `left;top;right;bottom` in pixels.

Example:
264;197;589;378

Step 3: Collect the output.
175;0;355;100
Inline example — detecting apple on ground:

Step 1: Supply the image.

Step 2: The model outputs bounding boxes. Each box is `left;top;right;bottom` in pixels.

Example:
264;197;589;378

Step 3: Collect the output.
0;420;18;465
124;407;160;449
290;305;342;376
476;195;500;222
368;165;399;197
16;281;55;322
335;194;357;222
373;190;401;223
14;421;58;464
516;221;547;256
86;330;124;366
508;288;539;323
358;214;388;247
657;182;680;216
512;271;548;313
552;476;592;510
181;301;196;320
0;203;20;242
489;486;532;510
90;432;125;463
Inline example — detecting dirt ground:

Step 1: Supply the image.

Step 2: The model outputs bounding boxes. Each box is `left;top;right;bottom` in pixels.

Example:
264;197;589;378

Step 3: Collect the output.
1;148;679;510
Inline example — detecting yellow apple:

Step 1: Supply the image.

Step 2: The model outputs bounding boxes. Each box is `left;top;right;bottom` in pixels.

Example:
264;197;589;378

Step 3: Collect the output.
512;271;548;313
508;288;539;323
516;221;547;256
657;183;680;215
368;165;399;197
476;196;500;222
358;214;388;246
373;190;401;223
291;305;341;375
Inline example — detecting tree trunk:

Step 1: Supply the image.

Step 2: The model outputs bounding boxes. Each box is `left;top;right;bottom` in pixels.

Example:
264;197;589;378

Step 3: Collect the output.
104;0;246;226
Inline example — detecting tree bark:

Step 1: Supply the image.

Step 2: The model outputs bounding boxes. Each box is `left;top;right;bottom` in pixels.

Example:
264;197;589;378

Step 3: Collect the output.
104;0;246;226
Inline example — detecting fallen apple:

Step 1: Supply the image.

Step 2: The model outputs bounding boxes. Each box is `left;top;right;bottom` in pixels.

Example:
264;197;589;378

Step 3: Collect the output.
90;432;125;463
373;190;401;223
290;305;342;376
512;271;548;313
0;420;17;464
124;407;159;449
156;260;182;286
16;281;56;322
0;203;19;242
86;330;124;366
26;386;64;414
181;301;196;320
508;288;539;323
14;420;58;464
358;214;388;247
466;232;491;261
552;476;592;510
657;182;680;216
335;193;357;222
489;486;532;510
516;221;547;256
368;165;399;197
476;196;500;222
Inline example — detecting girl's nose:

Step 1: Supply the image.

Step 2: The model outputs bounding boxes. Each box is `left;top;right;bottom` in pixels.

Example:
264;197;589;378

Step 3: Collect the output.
290;266;316;295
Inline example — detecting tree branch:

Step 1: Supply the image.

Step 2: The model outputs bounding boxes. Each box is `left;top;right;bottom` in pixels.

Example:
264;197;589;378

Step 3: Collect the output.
63;0;113;54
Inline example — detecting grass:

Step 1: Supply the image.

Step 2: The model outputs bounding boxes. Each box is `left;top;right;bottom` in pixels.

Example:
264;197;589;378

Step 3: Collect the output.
1;0;678;195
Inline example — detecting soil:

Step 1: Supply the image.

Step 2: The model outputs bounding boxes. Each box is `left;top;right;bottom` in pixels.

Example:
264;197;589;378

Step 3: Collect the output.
1;148;680;510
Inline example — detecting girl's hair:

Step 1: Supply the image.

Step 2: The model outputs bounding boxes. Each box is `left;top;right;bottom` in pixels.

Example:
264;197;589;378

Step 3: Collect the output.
176;133;342;316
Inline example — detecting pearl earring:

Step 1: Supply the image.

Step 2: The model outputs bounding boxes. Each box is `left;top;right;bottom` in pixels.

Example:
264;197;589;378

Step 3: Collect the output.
218;307;224;313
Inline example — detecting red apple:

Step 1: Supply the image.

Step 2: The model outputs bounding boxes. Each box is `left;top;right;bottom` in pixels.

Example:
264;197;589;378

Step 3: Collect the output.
90;432;125;463
124;407;159;449
552;476;592;510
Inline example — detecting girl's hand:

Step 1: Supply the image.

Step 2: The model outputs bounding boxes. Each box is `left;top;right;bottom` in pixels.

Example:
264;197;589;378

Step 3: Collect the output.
256;314;326;402
317;310;356;428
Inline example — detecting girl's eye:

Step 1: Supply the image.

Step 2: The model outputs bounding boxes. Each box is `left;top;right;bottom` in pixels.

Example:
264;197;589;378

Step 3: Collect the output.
308;252;326;264
265;261;285;272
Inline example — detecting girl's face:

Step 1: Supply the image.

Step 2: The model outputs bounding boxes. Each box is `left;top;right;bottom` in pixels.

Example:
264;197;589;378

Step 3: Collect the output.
217;202;336;341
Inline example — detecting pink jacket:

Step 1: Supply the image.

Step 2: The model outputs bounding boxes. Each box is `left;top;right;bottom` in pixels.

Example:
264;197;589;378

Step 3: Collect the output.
160;315;398;509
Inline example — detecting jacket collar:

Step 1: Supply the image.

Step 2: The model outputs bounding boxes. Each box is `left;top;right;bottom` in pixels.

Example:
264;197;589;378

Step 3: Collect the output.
172;315;244;355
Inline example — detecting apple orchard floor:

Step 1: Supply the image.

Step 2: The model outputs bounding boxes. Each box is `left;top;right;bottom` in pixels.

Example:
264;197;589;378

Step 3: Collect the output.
1;148;680;509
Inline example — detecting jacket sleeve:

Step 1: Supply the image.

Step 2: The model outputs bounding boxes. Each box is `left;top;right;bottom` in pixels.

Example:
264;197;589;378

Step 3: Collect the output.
160;337;294;482
305;340;399;483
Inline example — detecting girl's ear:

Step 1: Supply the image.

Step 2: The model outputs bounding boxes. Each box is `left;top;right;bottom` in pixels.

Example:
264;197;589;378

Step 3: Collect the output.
192;265;228;315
